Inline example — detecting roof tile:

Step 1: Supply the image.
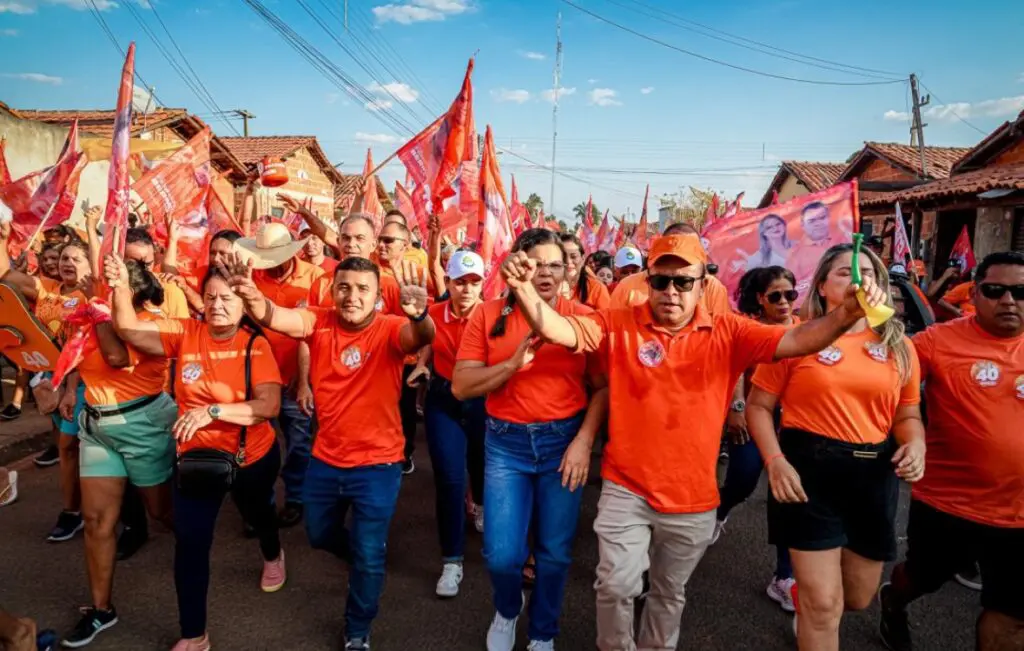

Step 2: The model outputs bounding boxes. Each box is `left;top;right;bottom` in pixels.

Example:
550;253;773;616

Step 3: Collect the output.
783;161;846;192
863;142;971;180
13;108;189;139
864;162;1024;205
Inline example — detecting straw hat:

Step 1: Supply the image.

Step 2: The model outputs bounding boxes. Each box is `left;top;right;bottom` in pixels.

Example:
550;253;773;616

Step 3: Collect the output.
233;222;308;270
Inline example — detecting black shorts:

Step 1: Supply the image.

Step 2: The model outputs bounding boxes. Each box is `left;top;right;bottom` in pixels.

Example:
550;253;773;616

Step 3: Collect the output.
767;428;898;561
905;500;1024;620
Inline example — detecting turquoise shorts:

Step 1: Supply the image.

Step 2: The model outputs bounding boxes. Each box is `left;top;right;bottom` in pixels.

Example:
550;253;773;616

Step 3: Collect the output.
51;379;87;436
78;393;178;487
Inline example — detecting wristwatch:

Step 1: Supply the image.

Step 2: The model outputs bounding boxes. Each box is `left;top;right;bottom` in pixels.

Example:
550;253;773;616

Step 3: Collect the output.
207;404;222;420
730;400;746;413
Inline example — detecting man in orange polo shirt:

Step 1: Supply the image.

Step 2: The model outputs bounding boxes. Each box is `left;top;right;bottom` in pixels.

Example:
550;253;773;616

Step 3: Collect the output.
226;254;434;651
234;222;331;528
500;231;889;651
879;251;1024;651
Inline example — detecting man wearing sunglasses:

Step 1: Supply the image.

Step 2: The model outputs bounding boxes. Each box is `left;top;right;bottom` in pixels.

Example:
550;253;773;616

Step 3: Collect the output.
501;232;889;651
880;250;1024;651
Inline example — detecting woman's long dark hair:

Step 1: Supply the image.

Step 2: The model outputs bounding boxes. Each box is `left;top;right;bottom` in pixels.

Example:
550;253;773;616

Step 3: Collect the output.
559;232;589;305
489;228;566;338
200;266;265;336
125;260;165;311
735;265;795;318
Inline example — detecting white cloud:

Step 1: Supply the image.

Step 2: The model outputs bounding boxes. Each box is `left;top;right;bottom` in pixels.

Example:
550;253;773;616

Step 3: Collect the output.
0;2;34;12
588;87;622;107
355;132;401;144
884;95;1024;123
365;98;394;112
372;0;470;25
491;88;530;104
587;78;598;85
518;50;545;61
0;28;17;35
640;86;655;95
367;81;419;103
0;0;117;12
541;86;576;103
1;72;63;85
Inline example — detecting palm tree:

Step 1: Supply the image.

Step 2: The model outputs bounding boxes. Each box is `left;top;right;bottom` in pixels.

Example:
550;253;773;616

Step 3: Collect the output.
524;193;544;220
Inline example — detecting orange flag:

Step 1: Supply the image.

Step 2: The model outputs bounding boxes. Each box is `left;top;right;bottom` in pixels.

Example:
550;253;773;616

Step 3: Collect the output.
634;184;650;252
358;148;385;232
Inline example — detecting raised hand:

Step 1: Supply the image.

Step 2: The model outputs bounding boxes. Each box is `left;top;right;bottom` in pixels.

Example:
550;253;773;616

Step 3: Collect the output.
842;272;887;319
502;251;537;290
104;254;129;289
218;252;261;302
395;259;428;318
84;204;102;232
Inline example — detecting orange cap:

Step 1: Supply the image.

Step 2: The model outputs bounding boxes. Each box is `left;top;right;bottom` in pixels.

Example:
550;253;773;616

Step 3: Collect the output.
648;234;707;267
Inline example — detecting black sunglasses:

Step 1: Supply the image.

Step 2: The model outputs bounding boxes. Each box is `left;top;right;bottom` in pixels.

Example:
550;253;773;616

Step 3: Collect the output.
978;283;1024;301
379;236;406;245
648;274;704;292
766;289;799;304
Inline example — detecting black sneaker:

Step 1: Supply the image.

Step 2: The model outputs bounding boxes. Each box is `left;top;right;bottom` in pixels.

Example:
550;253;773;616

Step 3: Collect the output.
278;502;304;528
0;403;21;421
47;511;84;542
878;583;911;651
344;636;370;650
115;526;148;561
61;606;118;648
402;458;415;475
34;444;60;468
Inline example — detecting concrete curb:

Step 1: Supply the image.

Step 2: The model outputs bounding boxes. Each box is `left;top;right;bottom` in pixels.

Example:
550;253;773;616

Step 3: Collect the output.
0;430;52;470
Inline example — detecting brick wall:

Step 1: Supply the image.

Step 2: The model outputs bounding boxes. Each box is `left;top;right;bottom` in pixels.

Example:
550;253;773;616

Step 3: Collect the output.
858;158;917;183
233;146;337;227
993;140;1024;166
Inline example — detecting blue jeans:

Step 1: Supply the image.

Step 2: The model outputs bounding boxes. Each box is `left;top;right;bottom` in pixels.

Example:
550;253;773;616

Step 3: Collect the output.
424;377;485;561
303;458;402;641
718;438;792;580
277;396;312;504
484;413;584;643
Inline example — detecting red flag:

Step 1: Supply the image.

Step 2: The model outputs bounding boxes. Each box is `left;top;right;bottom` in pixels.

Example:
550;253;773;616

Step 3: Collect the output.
397;58;476;214
721;191;745;221
458;159;480;227
411;183;431;238
509;175;529;237
701;194;720;237
892;202;912;265
634;184;651;252
0;137;12;186
771;189;780;206
100;43;135;260
358;148;386;232
395;181;428;238
580;195;597;253
949;225;977;272
50;300;112;388
478;126;513;285
595;209;612;251
536;208;546;230
133;128;212;225
1;121;85;259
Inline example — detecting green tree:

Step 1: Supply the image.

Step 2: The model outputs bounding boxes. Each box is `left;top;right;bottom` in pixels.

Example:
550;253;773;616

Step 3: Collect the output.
524;193;544;220
572;201;602;226
658;187;721;232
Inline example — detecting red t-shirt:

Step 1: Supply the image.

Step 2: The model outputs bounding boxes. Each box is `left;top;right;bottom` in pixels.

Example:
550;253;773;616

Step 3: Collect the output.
429;300;477;382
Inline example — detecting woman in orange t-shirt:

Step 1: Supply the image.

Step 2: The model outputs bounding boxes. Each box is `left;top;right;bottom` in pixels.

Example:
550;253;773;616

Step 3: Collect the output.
105;259;283;651
559;233;611;310
747;245;926;651
452;228;608;649
713;265;799;612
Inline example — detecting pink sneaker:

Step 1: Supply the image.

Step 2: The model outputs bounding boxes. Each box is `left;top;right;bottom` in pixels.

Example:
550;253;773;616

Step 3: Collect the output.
170;634;211;651
261;549;286;593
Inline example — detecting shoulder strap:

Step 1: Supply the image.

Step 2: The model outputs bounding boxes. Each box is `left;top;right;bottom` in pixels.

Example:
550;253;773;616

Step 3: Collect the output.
235;329;261;463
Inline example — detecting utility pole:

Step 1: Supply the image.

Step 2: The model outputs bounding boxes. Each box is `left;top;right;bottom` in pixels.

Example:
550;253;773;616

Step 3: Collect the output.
550;12;562;216
231;109;256;137
909;74;929;178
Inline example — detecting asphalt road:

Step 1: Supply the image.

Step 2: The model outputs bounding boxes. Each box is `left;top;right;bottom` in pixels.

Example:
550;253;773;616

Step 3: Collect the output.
0;436;978;651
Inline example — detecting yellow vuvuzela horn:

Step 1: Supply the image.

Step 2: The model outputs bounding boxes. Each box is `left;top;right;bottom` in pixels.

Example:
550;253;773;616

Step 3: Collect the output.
851;233;895;327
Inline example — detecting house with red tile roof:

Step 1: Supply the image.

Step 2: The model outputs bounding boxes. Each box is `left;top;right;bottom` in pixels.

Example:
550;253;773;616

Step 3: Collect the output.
757;161;846;208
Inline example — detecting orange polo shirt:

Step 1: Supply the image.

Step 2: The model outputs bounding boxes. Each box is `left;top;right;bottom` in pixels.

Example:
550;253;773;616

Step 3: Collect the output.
32;278;88;343
575;272;611;310
912;318;1024;527
429;300;477;382
457;296;596;424
609;271;731;317
253;259;330;384
78;311;169;407
298;309;409;468
566;305;785;513
157;319;282;466
752;328;921;445
941;281;976;315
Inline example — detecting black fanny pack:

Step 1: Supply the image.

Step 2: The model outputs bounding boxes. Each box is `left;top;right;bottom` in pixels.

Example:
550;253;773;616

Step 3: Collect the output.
176;330;260;499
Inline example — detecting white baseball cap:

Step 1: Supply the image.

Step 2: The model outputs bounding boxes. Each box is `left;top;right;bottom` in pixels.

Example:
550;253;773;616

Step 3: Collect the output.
614;246;642;269
446;250;485;280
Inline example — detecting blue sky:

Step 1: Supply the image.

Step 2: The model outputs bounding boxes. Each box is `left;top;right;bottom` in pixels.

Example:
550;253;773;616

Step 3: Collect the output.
2;0;1023;220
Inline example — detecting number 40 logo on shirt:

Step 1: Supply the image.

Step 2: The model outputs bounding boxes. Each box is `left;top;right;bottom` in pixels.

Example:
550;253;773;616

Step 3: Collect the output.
970;361;1001;388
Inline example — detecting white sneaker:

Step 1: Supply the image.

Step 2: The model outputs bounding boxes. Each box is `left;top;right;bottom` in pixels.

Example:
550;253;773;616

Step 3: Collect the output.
767;576;796;613
710;518;727;545
527;640;554;651
486;611;518;651
473;504;485;533
435;562;464;598
0;470;18;507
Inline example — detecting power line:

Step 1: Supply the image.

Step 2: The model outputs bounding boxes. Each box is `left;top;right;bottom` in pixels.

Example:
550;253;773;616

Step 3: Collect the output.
559;0;907;86
83;0;166;107
917;81;988;136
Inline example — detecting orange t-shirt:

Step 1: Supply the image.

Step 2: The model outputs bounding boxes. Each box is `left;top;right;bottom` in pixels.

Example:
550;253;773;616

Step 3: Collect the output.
312;256;339;274
78;311;169;406
429;300;477;382
299;309;409;468
911;318;1024;527
575;272;611;310
609;271;731;317
456;296;596;424
568;305;786;513
752;328;921;445
32;278;88;342
788;236;844;295
941;281;976;315
253;259;330;384
157;319;282;465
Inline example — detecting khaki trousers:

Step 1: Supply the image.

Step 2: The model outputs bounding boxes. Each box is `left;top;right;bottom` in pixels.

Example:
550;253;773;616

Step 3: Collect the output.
594;481;716;651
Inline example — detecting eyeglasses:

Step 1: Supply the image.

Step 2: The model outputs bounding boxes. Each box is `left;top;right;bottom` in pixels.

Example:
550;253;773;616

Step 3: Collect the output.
648;274;704;292
534;261;566;274
379;236;407;245
766;289;799;304
978;283;1024;301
